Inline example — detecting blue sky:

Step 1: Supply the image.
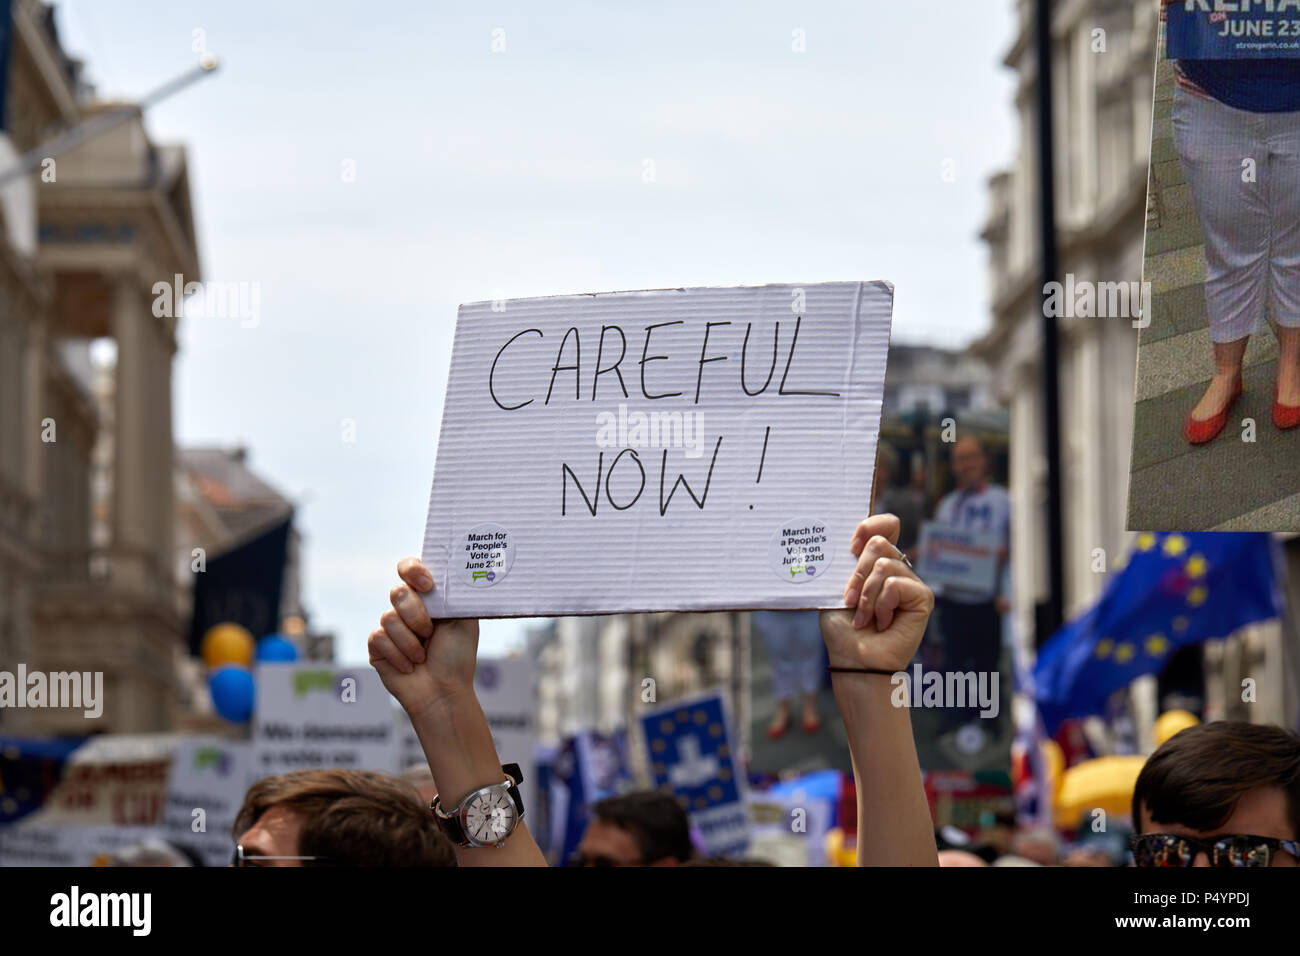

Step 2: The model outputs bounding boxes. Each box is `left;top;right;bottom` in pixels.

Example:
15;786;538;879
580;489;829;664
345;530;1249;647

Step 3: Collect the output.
55;0;1017;662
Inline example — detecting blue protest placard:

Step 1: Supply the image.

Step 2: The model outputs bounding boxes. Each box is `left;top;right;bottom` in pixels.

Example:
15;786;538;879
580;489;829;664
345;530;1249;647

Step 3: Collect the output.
640;691;749;857
1167;3;1300;59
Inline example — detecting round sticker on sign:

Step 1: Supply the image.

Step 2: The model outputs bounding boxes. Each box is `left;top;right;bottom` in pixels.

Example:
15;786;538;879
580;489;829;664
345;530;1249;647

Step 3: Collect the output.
769;520;831;584
463;523;514;588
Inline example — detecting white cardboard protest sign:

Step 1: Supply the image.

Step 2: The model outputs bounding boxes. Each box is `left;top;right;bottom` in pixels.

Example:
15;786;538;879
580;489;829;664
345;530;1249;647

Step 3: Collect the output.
422;281;893;617
253;665;400;776
471;657;537;817
163;737;253;867
916;521;1001;596
0;824;165;867
11;734;174;826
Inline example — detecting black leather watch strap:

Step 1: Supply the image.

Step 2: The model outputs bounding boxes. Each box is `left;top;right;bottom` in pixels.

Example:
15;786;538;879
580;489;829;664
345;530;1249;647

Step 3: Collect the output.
502;762;524;822
436;807;468;845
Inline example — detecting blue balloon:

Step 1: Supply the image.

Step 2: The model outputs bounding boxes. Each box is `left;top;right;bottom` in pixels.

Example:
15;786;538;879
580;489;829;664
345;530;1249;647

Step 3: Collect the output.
209;665;255;722
256;634;298;663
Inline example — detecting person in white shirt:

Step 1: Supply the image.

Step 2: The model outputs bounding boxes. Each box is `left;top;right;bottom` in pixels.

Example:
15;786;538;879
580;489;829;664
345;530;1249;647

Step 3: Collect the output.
931;437;1009;723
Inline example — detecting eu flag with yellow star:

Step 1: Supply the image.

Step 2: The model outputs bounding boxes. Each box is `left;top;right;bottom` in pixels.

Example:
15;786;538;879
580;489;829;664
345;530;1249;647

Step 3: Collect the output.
640;691;750;857
1033;532;1281;733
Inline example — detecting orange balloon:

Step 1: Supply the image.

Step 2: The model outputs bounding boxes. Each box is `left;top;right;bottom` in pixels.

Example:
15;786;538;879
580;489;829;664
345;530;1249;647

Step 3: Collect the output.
201;622;255;669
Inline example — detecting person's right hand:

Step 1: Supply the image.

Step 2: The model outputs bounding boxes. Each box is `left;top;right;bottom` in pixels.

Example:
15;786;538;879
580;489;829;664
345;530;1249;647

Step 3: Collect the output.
368;558;480;718
820;514;933;674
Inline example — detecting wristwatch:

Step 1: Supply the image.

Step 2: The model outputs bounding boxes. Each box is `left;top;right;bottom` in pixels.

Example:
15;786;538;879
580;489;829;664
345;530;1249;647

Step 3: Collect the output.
430;763;525;848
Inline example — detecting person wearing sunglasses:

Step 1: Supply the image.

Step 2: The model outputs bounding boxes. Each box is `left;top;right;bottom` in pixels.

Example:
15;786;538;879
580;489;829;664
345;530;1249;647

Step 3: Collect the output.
569;791;695;867
1130;720;1300;868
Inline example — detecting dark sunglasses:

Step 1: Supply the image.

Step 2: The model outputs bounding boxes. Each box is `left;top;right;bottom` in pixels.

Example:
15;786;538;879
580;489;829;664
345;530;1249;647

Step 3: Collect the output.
231;843;330;867
1128;833;1300;868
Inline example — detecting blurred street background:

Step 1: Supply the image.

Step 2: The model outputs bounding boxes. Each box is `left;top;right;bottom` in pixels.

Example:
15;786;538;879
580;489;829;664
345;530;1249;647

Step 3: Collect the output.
0;0;1297;867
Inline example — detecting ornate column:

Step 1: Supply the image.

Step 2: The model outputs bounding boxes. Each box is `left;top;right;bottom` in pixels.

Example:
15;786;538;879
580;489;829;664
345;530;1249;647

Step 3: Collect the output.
110;272;154;590
155;288;176;603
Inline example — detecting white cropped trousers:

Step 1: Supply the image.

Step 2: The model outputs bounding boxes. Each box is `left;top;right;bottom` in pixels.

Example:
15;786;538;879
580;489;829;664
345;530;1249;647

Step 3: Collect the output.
1172;85;1300;343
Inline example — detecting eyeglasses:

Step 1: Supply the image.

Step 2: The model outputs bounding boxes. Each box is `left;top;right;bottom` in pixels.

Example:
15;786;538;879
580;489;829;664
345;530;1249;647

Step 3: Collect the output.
231;843;331;867
1128;833;1300;868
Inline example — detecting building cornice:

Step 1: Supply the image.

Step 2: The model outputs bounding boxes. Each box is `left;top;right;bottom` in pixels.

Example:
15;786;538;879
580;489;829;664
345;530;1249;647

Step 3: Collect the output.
14;1;81;124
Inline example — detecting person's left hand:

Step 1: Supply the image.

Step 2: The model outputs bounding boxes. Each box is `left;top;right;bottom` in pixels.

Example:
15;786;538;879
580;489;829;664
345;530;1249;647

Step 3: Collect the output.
820;514;934;673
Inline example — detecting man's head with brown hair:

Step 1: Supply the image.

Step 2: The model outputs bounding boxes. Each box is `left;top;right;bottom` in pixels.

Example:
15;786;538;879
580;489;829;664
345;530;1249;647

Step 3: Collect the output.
950;436;987;491
233;769;456;867
575;791;695;866
1132;721;1300;866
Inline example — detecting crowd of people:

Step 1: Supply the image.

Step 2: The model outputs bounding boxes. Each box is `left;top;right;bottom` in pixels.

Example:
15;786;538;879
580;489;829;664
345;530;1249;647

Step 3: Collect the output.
83;434;1300;868
203;507;1296;868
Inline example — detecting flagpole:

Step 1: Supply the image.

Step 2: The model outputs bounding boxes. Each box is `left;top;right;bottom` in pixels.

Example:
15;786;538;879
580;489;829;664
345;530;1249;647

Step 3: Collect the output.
1034;0;1066;648
0;56;220;190
1268;534;1300;730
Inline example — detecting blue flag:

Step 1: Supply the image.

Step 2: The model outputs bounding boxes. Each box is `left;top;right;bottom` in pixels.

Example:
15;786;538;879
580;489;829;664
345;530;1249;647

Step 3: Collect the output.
551;730;632;866
0;736;85;826
639;692;749;857
1033;532;1281;734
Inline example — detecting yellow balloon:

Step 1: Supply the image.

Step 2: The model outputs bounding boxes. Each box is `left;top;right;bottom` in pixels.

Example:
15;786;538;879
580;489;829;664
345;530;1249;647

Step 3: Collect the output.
1041;738;1065;803
824;827;857;867
1054;754;1147;830
201;622;255;669
1154;709;1200;748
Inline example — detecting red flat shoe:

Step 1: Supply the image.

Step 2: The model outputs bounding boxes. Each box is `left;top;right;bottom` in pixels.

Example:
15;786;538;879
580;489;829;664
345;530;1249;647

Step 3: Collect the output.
801;715;822;734
767;722;788;741
1183;378;1242;445
1273;383;1300;430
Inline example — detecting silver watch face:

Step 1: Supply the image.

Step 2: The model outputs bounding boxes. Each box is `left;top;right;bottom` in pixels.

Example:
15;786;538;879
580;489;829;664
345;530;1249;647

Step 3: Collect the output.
464;785;517;845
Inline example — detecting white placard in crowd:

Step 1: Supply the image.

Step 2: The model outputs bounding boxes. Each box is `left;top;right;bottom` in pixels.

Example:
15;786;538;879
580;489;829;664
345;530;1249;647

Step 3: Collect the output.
916;521;1001;596
473;657;537;817
421;281;893;618
0;824;164;867
5;734;174;827
398;656;538;816
747;790;834;867
253;665;400;776
162;737;253;867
